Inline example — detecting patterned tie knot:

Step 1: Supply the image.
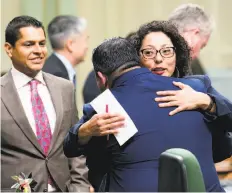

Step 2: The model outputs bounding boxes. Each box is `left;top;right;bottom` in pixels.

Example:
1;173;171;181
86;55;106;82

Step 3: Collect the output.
29;79;40;91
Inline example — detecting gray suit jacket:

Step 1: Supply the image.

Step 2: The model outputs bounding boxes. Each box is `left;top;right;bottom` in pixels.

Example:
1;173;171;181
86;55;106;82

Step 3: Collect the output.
1;71;90;192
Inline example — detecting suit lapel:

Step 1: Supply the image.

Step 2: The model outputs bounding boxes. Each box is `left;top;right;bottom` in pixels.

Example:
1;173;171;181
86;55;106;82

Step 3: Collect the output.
52;54;69;79
1;72;44;155
43;73;63;155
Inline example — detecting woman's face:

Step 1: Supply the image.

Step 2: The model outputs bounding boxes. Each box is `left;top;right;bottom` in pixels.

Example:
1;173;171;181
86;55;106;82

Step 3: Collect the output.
140;32;176;77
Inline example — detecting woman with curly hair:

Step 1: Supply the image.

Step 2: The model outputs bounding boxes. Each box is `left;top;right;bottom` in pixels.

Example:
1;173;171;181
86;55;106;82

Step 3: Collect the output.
129;19;232;185
131;21;220;116
131;21;231;121
132;20;192;78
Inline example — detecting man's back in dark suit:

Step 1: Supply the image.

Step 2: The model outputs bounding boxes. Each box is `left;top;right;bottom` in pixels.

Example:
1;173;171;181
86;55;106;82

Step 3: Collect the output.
102;68;223;191
64;37;231;192
65;68;225;192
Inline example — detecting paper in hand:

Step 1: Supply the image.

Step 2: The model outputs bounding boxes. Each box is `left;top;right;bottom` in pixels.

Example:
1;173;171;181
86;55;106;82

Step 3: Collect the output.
90;89;138;146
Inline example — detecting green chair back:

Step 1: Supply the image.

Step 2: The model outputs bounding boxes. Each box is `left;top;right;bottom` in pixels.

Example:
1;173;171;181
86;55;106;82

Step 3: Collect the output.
158;148;206;192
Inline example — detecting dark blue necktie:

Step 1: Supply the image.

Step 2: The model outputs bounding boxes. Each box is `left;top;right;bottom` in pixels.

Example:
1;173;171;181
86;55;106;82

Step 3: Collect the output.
73;74;76;87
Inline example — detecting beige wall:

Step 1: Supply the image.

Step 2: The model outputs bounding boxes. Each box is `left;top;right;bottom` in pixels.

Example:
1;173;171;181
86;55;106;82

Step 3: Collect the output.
1;0;232;115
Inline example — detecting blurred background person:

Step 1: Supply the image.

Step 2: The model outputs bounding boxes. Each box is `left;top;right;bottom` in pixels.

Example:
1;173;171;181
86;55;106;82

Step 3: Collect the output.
168;3;213;74
43;15;89;88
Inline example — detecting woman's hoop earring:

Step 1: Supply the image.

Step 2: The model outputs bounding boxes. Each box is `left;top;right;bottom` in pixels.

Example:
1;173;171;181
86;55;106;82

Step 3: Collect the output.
175;66;180;78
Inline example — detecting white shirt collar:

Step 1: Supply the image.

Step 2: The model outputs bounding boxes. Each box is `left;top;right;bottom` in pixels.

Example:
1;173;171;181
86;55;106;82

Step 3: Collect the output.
11;65;46;89
54;52;76;81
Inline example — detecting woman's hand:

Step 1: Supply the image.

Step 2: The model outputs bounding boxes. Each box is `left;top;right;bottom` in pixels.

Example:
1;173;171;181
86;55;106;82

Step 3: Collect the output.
155;81;212;115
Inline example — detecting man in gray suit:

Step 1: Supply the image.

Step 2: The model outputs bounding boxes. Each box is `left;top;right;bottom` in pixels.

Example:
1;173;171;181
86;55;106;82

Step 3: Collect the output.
1;15;90;192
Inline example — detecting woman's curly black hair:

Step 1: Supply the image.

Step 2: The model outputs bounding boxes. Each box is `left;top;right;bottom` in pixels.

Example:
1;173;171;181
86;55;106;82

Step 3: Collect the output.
128;20;192;77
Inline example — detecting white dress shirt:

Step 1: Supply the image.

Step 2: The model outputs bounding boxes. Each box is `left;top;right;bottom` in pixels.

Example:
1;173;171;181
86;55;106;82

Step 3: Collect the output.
11;66;56;136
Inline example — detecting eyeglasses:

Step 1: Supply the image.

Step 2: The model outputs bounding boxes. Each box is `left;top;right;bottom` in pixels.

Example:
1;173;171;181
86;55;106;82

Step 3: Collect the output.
140;47;176;59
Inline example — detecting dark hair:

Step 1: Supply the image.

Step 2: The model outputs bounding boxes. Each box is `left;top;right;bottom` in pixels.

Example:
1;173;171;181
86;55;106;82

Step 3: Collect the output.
92;37;140;77
131;20;192;77
5;15;45;47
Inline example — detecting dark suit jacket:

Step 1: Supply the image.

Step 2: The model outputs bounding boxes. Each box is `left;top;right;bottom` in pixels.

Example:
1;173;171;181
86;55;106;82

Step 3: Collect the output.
191;58;206;75
185;75;232;162
43;54;69;80
82;70;100;104
64;68;232;192
190;59;232;162
1;71;90;192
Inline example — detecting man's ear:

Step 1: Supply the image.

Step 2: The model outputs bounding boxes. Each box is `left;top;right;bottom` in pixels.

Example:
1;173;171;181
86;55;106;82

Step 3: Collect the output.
182;28;200;44
4;42;13;58
192;28;200;35
64;36;77;53
97;71;107;86
181;32;191;46
66;38;73;53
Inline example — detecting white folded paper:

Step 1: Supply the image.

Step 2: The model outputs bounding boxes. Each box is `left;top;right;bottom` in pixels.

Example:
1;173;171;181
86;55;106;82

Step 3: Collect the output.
90;89;138;146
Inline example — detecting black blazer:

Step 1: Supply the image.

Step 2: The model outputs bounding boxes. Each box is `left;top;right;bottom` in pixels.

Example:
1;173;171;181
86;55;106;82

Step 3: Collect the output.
82;70;100;104
191;58;206;75
43;54;69;80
